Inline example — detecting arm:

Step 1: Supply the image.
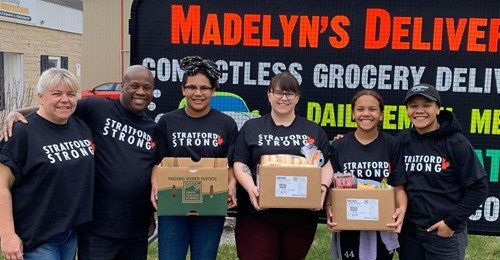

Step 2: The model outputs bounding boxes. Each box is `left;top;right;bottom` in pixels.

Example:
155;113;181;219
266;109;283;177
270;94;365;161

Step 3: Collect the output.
227;166;237;209
150;165;160;210
234;162;261;210
429;177;489;237
1;106;36;141
386;185;407;233
320;160;333;209
0;163;23;260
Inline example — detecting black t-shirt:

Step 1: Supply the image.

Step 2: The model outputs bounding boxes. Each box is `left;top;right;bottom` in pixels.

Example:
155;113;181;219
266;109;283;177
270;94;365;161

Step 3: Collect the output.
330;131;404;186
155;108;237;159
230;114;330;217
0;113;95;250
75;98;156;238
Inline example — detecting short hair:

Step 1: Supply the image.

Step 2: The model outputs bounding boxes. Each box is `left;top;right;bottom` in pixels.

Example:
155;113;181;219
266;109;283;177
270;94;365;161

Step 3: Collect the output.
267;71;301;95
37;68;80;94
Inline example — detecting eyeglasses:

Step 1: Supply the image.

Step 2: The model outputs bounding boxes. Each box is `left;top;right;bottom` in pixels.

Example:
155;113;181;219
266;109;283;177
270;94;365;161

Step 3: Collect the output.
271;91;297;100
183;85;214;94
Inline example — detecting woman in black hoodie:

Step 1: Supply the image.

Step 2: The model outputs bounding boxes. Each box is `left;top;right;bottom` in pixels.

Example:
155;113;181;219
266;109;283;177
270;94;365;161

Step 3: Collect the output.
392;83;489;260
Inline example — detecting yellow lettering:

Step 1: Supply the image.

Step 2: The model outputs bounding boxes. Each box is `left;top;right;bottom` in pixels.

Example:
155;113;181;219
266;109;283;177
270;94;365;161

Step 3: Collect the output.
383;105;398;130
306;102;322;123
493;110;500;135
321;103;336;127
471;109;491;134
398;105;412;130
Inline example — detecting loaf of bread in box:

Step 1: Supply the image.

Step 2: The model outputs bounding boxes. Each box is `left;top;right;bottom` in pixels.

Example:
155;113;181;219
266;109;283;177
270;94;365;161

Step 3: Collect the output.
260;154;314;166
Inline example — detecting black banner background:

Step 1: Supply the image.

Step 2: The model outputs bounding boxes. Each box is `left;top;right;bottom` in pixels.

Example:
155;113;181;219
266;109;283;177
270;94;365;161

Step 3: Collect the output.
130;0;500;235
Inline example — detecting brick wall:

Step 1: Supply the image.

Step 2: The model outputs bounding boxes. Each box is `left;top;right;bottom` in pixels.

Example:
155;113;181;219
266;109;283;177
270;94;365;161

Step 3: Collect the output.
0;20;82;106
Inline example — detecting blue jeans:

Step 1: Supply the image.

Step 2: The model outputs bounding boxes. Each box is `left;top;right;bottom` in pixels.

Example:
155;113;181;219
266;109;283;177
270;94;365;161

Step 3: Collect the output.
23;229;77;260
158;216;225;260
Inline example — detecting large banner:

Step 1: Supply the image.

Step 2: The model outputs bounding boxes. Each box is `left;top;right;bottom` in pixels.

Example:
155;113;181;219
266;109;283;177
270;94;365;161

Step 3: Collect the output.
130;0;500;235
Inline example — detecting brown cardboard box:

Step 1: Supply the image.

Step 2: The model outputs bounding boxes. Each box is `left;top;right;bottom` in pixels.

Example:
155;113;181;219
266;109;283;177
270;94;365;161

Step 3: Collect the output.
157;157;228;216
331;189;395;231
257;165;322;210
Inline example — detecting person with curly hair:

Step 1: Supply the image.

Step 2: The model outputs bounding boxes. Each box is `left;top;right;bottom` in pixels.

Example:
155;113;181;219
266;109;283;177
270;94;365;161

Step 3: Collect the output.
151;56;238;260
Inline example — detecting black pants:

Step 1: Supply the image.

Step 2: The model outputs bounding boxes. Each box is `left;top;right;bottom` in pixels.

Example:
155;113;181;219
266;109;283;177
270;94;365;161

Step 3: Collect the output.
77;229;148;260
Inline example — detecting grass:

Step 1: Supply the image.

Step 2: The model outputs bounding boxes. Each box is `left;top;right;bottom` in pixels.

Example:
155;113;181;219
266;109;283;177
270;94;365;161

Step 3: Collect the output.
2;225;499;259
144;225;500;260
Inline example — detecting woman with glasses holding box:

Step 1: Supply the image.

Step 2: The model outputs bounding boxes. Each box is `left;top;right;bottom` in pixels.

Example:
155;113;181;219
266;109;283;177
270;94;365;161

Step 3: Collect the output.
150;56;238;260
231;71;334;260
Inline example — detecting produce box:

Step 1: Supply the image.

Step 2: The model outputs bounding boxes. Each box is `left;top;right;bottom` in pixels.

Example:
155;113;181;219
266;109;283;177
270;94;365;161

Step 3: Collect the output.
257;165;322;210
157;157;228;216
331;188;395;231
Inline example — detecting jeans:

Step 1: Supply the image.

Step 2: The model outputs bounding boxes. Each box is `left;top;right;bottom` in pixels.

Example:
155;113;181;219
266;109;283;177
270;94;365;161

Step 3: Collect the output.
23;229;77;260
399;221;467;260
158;216;225;260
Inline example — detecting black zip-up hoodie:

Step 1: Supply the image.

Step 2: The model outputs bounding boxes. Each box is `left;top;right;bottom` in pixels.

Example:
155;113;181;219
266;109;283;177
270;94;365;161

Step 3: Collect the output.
396;110;488;231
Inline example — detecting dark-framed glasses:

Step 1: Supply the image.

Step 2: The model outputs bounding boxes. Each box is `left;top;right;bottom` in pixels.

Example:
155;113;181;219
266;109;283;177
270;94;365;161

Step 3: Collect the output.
183;85;214;94
271;91;297;100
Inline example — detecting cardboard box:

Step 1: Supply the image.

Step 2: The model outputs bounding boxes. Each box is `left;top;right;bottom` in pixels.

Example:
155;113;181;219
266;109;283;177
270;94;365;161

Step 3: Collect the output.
331;189;395;231
157;157;228;216
257;165;322;210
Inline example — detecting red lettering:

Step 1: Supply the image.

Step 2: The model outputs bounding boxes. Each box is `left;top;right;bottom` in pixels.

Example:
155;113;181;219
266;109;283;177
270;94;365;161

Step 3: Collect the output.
223;13;242;45
329;15;350;49
262;15;279;47
243;14;260;46
279;15;298;47
412;17;431;50
364;8;391;49
446;18;467;51
392;16;411;50
171;5;201;44
489;19;500;52
299;16;320;48
467;18;488;52
202;14;221;45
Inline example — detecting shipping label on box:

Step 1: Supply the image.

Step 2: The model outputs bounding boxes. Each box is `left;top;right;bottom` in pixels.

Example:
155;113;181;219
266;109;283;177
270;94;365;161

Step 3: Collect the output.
275;175;308;198
157;157;228;216
331;189;395;231
258;165;321;210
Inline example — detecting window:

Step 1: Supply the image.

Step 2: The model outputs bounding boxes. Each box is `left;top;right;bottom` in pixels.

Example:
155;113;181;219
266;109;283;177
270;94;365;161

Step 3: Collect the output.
41;55;68;73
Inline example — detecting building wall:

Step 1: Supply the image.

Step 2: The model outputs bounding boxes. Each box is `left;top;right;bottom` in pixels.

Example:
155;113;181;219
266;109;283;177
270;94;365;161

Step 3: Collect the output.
82;0;133;90
0;19;81;106
0;0;82;112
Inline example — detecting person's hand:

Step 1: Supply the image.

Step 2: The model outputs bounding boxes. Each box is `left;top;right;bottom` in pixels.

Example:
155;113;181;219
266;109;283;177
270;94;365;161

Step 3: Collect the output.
332;134;344;141
150;166;159;210
386;207;405;233
148;215;156;238
326;204;338;232
1;233;24;260
247;185;261;211
1;111;27;142
227;181;237;209
428;220;454;237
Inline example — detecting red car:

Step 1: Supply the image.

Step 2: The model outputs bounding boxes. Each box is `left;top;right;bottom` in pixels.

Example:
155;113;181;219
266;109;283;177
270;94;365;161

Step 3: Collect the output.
81;82;122;99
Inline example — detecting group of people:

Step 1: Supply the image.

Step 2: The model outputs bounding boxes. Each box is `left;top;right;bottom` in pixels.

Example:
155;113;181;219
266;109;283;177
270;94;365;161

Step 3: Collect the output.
0;55;488;260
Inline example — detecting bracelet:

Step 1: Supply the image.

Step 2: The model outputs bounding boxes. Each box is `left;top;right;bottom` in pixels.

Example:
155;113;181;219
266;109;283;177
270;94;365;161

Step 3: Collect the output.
321;183;329;190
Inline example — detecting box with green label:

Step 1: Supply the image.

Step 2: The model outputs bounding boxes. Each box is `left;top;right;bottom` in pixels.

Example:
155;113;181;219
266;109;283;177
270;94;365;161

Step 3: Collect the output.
157;157;228;216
